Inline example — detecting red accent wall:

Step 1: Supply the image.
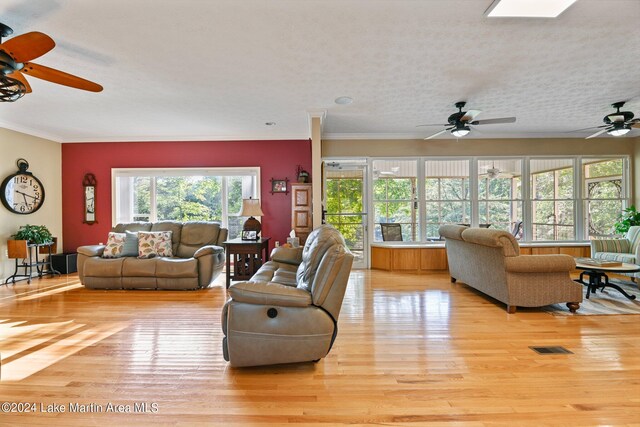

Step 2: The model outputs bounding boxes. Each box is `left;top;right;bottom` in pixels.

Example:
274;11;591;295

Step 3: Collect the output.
61;140;312;252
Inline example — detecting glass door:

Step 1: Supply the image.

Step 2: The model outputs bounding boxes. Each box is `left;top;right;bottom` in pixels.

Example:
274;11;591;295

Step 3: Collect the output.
323;161;368;269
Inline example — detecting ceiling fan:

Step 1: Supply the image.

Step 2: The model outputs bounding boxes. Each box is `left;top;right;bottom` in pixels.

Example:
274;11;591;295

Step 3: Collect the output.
418;101;516;140
0;22;103;102
579;102;640;139
480;162;514;179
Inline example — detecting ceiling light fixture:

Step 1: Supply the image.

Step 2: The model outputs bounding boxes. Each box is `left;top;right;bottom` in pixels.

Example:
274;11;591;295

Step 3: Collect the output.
451;126;470;138
485;0;578;18
607;124;631;137
334;96;353;105
0;75;26;102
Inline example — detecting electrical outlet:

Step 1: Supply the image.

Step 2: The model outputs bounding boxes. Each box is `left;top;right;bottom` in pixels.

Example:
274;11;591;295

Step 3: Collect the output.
3;249;7;258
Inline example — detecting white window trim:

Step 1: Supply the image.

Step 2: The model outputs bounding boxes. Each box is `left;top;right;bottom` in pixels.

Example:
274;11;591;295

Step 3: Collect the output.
111;167;261;227
326;155;630;245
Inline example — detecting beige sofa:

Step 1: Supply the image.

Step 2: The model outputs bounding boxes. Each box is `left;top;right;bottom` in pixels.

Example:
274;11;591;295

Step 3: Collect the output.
77;221;227;290
222;225;354;367
439;225;583;313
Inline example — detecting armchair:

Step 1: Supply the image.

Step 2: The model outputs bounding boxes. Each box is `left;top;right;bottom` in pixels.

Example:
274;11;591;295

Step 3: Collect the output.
590;226;640;279
221;225;354;367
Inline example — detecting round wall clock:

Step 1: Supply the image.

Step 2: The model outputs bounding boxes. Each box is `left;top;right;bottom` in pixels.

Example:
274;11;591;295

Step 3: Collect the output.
0;158;45;214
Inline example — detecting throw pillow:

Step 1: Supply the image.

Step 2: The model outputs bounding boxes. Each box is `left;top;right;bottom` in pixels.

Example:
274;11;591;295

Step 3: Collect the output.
102;232;126;258
138;231;173;259
121;230;139;257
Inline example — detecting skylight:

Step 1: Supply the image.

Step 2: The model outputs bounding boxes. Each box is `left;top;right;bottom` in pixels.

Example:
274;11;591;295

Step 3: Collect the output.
485;0;578;18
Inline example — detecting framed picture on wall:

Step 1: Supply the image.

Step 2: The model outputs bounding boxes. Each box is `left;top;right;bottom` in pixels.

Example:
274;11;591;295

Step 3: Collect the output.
270;178;289;195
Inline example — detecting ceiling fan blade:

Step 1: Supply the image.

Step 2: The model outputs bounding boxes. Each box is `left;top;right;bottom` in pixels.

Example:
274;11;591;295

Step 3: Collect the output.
566;125;607;133
21;62;103;92
633;123;640;129
424;129;448;140
7;71;32;93
470;117;516;125
461;110;482;122
586;128;610;139
416;123;449;127
1;32;55;62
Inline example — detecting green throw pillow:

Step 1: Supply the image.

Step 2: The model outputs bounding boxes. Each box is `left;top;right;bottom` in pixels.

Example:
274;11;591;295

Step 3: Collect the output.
121;230;139;257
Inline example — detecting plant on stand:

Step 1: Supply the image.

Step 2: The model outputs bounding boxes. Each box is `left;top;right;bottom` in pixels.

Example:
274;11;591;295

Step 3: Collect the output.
12;224;54;244
614;205;640;235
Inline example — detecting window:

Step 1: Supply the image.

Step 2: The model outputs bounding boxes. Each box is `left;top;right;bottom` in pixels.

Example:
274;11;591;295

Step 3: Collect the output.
372;160;417;241
530;159;574;240
478;159;522;234
113;168;259;239
325;168;365;260
425;160;470;240
583;158;626;238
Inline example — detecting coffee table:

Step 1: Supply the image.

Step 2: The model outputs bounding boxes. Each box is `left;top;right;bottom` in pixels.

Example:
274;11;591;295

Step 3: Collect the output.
574;259;639;300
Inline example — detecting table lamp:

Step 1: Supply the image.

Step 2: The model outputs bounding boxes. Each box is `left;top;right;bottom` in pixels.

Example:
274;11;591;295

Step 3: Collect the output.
239;197;264;237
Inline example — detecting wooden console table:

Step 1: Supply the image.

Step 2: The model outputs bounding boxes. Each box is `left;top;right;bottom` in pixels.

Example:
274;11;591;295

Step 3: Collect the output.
223;237;270;288
5;241;61;285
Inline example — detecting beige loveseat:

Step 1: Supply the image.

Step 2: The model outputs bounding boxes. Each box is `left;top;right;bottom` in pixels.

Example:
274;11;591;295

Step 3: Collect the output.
77;221;227;290
222;225;354;367
439;225;583;313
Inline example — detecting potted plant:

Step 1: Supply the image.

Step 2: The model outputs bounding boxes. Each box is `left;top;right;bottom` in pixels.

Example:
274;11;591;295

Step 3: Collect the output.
12;224;54;244
296;165;309;183
614;205;640;235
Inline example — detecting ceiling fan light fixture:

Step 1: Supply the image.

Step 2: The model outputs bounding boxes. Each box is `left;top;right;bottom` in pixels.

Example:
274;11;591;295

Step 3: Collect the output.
608;125;631;137
451;126;470;138
0;75;26;102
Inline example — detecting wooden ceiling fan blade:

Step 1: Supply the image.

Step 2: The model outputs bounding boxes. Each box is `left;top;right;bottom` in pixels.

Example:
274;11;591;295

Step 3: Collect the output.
22;62;103;92
461;110;482;121
586;128;609;139
8;71;32;93
470;117;516;125
1;32;55;62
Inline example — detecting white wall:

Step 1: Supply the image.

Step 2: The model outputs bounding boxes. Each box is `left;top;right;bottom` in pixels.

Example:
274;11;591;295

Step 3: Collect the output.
0;128;61;282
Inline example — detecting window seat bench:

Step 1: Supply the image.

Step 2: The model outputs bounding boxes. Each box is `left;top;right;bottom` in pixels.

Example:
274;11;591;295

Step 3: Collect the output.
370;242;591;273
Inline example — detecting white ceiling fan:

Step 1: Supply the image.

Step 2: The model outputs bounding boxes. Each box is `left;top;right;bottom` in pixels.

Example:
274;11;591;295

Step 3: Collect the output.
480;162;514;179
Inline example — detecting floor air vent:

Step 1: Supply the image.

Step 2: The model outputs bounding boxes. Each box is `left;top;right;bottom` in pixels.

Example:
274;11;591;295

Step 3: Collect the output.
529;346;573;355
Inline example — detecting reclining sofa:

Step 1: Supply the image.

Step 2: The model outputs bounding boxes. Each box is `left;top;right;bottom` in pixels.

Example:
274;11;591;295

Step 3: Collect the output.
222;225;354;367
77;221;227;290
439;225;583;313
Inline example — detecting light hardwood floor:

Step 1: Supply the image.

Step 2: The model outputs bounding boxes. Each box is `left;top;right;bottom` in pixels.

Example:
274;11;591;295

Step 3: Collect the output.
0;270;638;426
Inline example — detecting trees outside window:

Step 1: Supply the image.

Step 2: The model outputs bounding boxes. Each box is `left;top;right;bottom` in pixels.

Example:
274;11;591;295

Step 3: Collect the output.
114;168;259;238
425;159;471;239
583;158;624;238
372;160;418;242
530;159;574;241
478;159;522;234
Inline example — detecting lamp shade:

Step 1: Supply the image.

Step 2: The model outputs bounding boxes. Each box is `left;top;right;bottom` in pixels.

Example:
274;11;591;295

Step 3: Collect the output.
239;198;264;217
608;125;631;137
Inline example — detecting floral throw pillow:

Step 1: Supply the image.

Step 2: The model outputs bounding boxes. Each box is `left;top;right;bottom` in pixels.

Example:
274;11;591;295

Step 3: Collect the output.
138;231;173;259
102;232;126;258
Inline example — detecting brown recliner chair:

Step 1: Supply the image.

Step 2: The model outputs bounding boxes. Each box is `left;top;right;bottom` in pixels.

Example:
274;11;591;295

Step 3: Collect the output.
221;225;354;367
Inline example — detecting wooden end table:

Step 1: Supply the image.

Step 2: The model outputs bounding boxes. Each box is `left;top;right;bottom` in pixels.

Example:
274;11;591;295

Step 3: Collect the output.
223;237;270;288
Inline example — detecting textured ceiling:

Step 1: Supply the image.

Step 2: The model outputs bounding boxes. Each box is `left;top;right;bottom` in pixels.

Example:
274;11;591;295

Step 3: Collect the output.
0;0;639;142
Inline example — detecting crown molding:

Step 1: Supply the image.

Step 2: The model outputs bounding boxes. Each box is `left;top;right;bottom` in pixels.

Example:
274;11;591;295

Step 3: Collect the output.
307;109;327;138
0;121;63;143
57;134;310;143
323;132;424;140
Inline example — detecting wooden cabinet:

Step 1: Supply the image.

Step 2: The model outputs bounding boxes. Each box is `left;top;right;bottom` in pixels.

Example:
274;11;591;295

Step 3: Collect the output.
291;183;312;244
